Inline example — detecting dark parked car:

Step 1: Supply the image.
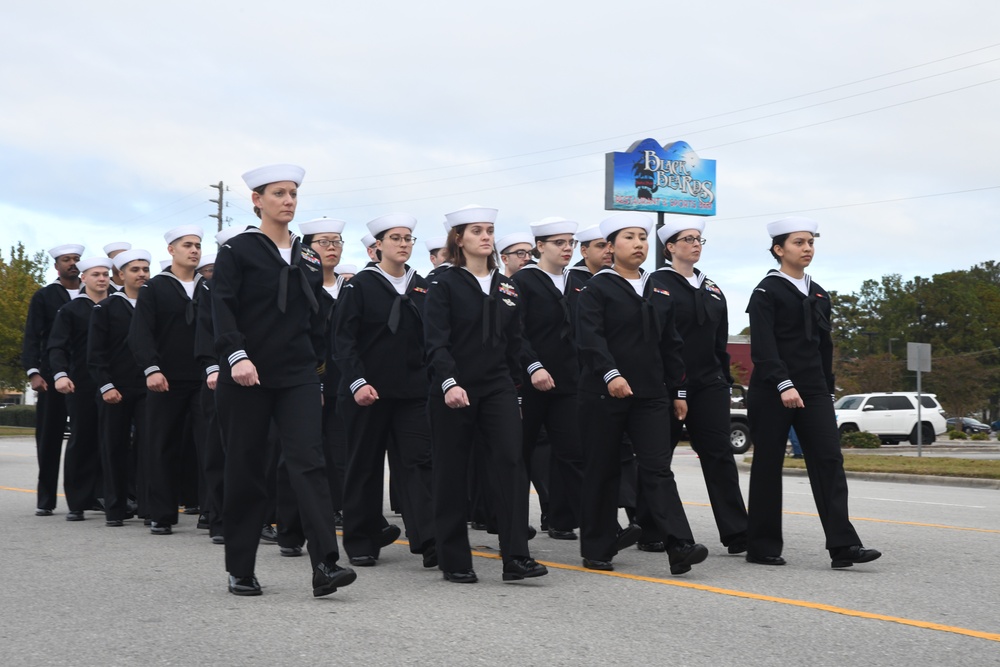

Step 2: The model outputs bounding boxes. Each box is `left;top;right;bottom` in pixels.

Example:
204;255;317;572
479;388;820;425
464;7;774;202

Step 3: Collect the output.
946;417;991;434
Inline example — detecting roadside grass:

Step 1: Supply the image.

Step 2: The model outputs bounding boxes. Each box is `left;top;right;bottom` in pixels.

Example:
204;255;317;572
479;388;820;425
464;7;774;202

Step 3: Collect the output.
0;427;35;437
746;454;1000;480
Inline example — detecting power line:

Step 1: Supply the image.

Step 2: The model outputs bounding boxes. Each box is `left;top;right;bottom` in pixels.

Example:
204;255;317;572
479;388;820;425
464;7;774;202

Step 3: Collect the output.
118;187;210;224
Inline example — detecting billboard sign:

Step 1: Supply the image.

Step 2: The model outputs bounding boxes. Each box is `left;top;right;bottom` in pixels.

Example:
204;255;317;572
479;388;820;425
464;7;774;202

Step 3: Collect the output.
605;138;716;215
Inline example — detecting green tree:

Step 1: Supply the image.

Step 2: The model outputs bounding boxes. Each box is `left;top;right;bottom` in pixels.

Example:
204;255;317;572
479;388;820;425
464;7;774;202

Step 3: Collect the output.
0;244;46;392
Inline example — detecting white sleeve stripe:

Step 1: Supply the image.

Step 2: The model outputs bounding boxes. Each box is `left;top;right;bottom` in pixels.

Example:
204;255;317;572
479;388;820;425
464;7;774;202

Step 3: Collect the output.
26;368;39;377
206;365;219;375
777;380;794;391
53;372;68;381
677;390;687;398
603;369;621;383
442;378;457;393
100;383;115;394
526;362;544;374
350;378;368;393
228;351;248;366
144;366;160;376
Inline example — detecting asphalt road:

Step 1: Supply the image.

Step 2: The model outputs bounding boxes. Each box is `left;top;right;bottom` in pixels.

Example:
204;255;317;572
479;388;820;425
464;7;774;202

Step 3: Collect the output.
1;435;998;666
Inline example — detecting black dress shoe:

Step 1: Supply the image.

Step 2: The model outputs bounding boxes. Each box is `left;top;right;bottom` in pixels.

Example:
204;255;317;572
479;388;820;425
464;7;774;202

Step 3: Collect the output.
469;521;487;531
228;574;262;596
612;524;642;554
667;542;709;574
727;538;749;555
421;545;438;569
35;508;53;517
831;545;882;569
349;555;377;567
313;562;357;597
279;545;302;557
582;558;614;571
260;524;278;543
197;513;210;530
539;513;549;532
150;522;172;535
378;524;402;548
746;553;786;566
547;529;578;541
105;519;124;527
212;535;225;545
443;569;478;584
637;541;666;552
503;557;548;581
66;511;85;522
333;511;344;527
527;525;537;540
181;505;200;515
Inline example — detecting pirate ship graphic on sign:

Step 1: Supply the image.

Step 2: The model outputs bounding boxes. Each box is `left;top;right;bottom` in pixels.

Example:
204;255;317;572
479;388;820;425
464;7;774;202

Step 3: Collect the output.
605;138;716;216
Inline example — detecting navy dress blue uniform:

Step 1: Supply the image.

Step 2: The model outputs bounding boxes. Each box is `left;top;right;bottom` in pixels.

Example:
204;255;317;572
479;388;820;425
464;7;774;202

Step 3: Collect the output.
334;266;435;561
193;278;226;539
424;268;532;574
576;269;698;564
745;270;862;558
512;264;584;535
21;283;73;512
47;294;102;513
650;266;748;548
212;229;343;577
89;292;147;522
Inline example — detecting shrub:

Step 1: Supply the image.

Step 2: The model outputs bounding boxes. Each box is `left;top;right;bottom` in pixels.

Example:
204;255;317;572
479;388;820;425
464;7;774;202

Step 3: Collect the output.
970;432;990;441
0;406;36;427
947;430;968;440
840;431;882;448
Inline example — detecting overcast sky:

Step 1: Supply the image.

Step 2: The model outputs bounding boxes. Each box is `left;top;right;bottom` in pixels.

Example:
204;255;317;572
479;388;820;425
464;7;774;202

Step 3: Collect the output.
3;1;998;333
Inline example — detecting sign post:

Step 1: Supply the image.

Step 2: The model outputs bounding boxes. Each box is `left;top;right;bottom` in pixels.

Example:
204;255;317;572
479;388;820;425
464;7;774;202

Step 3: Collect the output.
907;343;932;457
604;138;716;269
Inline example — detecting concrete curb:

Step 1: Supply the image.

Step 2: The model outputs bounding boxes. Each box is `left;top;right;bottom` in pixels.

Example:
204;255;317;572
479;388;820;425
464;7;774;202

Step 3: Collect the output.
735;461;1000;490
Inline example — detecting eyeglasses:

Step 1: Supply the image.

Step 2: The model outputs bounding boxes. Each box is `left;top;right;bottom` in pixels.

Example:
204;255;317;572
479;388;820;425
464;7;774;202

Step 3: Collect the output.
502;249;531;259
386;235;417;245
675;236;707;246
542;239;579;249
312;239;344;248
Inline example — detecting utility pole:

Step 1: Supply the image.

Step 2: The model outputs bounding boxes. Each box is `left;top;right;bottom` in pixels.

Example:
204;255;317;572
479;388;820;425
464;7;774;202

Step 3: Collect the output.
209;181;224;234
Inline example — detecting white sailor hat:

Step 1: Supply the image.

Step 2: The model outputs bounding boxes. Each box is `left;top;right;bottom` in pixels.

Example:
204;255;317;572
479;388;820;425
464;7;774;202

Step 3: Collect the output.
103;242;132;255
298;218;347;236
361;234;377;248
425;236;448;253
496;232;535;254
367;213;417;237
164;225;204;244
215;226;244;246
76;257;114;273
599;212;653;240
113;249;152;270
338;263;358;275
48;244;85;259
442;220;452;233
241;164;306;190
657;218;705;245
574;226;604;243
530;217;578;238
197;254;217;270
767;216;820;238
444;204;498;229
159;260;171;271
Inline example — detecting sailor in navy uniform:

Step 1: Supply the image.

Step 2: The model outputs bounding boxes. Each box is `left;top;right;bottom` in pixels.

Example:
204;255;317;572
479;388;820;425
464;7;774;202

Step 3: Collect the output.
745;217;881;569
103;242;131;293
129;225;206;535
22;243;85;516
576;212;708;575
333;212;436;568
212;164;355;597
48;257;113;520
424;204;548;584
88;249;151;526
512;217;585;541
650;219;748;554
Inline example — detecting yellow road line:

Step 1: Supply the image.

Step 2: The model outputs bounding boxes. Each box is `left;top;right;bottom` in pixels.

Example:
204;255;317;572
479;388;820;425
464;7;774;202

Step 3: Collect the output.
479;552;1000;644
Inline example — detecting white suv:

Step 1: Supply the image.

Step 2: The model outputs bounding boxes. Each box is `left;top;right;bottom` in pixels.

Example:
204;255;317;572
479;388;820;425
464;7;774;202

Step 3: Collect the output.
834;392;947;445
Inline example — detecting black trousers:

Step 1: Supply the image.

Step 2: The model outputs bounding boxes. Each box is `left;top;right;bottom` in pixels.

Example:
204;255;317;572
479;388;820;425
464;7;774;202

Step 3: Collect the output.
340;396;434;557
200;384;226;536
429;385;530;571
99;388;146;521
218;382;340;575
747;388;861;557
35;385;68;511
671;383;747;545
522;389;584;531
579;393;694;561
64;387;102;512
145;382;201;525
